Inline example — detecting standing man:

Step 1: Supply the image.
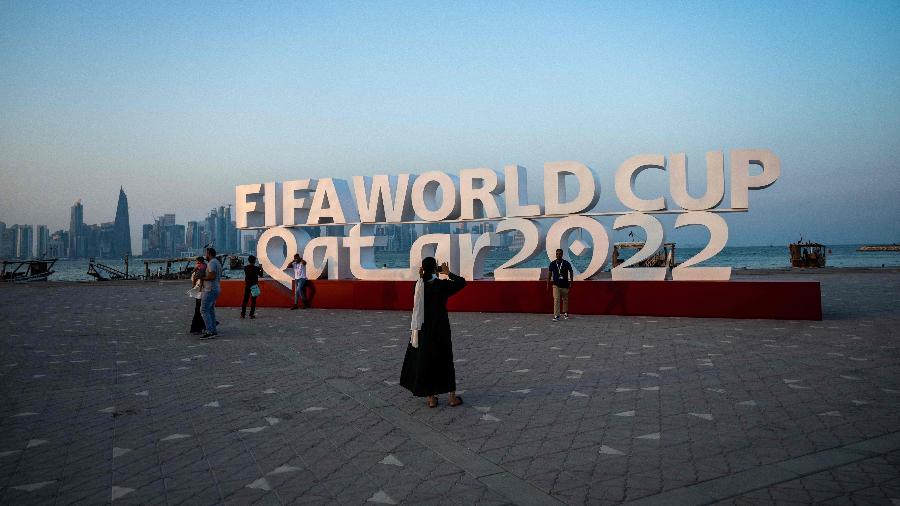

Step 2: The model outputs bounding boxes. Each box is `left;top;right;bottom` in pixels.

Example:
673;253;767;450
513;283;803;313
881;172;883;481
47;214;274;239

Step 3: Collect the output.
288;253;308;309
200;247;223;339
547;248;574;321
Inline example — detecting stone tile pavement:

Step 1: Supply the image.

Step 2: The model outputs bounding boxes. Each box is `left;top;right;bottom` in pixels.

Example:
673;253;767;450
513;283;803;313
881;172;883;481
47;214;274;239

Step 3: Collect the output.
0;270;898;505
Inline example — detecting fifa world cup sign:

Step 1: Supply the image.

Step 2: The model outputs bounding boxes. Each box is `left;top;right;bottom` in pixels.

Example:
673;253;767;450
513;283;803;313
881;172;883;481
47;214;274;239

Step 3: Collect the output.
236;149;779;289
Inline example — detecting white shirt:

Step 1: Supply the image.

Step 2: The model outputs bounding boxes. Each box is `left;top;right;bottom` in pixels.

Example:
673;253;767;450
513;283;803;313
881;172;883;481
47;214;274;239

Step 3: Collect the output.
292;262;307;280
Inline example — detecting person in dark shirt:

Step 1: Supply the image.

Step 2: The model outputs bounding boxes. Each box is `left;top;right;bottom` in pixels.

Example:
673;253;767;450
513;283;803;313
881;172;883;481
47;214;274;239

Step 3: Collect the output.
241;255;264;319
547;248;574;321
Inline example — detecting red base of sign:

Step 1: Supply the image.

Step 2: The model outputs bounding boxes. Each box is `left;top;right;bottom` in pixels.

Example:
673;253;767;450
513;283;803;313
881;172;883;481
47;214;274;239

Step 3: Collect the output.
218;278;822;320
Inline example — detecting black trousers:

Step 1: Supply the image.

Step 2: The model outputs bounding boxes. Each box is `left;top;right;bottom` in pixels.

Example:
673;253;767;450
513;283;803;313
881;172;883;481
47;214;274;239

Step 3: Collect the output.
241;284;257;316
190;298;204;333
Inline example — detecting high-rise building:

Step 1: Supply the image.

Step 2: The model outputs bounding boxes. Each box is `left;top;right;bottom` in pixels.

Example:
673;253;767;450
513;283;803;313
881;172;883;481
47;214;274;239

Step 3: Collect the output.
83;223;102;258
49;230;68;258
142;224;153;255
36;225;50;258
0;222;7;258
112;187;132;257
223;206;233;251
186;221;201;250
69;199;84;258
215;206;226;250
205;209;217;248
15;224;33;259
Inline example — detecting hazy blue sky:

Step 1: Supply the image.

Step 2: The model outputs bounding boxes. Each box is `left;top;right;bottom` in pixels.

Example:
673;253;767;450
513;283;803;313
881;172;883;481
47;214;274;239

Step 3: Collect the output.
2;1;899;249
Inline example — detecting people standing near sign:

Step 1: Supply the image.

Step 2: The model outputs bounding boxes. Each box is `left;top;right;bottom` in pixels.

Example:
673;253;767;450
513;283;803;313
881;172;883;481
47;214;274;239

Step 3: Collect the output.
241;255;263;319
288;254;308;309
200;247;222;339
401;257;466;408
547;248;574;321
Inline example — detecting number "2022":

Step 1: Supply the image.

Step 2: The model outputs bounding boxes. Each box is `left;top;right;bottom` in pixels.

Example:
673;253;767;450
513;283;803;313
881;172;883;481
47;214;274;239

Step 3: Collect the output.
494;211;730;281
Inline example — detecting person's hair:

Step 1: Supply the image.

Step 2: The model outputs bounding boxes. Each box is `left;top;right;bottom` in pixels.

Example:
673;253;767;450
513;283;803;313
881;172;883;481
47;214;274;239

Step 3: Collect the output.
248;255;256;264
206;247;217;257
420;256;438;281
293;253;301;260
196;256;205;263
556;249;564;254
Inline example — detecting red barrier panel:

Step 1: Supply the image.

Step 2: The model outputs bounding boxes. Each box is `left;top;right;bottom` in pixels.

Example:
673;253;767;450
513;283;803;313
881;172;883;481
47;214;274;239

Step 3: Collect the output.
218;278;822;320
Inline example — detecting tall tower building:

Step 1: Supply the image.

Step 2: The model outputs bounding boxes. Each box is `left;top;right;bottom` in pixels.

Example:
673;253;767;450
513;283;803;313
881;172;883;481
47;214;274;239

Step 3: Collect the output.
113;187;132;257
223;206;232;251
205;209;217;248
69;200;84;258
36;225;50;258
215;206;226;250
16;225;33;259
186;221;201;250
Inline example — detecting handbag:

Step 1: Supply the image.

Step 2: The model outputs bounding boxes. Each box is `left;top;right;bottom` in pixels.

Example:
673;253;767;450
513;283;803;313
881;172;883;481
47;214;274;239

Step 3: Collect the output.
249;284;261;297
187;281;202;299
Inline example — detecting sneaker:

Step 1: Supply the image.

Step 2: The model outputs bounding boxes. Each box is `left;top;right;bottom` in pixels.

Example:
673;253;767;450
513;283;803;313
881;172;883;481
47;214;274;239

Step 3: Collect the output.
199;333;217;340
249;315;256;319
290;306;298;310
240;314;245;319
552;315;560;322
563;313;569;320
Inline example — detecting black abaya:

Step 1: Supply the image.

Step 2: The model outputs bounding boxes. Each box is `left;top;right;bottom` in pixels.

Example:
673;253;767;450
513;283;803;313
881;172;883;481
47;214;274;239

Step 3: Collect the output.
400;273;466;397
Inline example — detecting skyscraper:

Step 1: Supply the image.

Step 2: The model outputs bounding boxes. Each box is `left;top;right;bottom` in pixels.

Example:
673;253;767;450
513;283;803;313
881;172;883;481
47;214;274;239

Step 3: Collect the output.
113;187;132;257
16;225;33;259
223;206;233;251
69;199;84;258
36;225;50;258
186;221;201;250
215;206;226;250
0;222;7;258
205;209;217;247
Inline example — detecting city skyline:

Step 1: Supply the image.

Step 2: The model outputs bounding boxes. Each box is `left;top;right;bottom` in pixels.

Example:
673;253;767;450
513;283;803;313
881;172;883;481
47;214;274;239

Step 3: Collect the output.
1;3;899;247
0;186;243;259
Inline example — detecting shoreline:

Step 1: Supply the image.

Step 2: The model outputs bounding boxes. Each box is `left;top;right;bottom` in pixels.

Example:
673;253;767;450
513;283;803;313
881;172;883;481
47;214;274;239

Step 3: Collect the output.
9;266;900;286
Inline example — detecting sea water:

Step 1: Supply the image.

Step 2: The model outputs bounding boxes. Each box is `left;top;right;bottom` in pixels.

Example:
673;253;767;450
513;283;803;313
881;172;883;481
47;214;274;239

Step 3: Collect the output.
39;244;900;282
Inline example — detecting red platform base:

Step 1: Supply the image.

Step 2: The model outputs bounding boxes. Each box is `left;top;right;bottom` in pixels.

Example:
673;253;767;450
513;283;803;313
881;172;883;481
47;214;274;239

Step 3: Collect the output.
218;279;822;320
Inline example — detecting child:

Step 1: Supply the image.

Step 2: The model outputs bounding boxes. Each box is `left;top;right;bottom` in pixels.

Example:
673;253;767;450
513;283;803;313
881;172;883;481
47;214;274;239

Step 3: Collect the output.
193;256;207;292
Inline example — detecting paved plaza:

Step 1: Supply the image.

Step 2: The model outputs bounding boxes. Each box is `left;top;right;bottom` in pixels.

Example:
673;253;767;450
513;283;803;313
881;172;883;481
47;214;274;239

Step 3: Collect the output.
1;270;899;505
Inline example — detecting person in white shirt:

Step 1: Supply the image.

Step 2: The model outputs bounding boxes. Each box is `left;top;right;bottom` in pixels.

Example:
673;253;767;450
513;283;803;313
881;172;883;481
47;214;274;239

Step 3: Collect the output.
288;253;308;309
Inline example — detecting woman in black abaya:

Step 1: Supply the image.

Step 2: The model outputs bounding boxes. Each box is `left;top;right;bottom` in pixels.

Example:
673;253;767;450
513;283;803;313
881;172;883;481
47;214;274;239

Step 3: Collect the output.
400;257;466;408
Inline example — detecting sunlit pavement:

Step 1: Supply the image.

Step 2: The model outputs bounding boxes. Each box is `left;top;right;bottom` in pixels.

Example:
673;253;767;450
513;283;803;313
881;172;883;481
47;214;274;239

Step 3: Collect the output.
1;271;899;505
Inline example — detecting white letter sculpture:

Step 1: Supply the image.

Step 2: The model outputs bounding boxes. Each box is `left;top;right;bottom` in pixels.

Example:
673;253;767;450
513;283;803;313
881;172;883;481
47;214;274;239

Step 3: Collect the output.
615;155;667;211
256;226;311;289
612;212;667;281
352;175;416;223
730;149;780;209
411;171;461;222
544;161;600;215
308;178;359;225
460;168;504;220
283;179;317;226
545;216;609;280
669;152;725;210
504;165;541;217
235;183;265;228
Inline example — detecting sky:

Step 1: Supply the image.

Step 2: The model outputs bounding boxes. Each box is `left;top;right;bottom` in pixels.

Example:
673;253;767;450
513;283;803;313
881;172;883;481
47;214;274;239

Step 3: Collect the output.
1;1;899;249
